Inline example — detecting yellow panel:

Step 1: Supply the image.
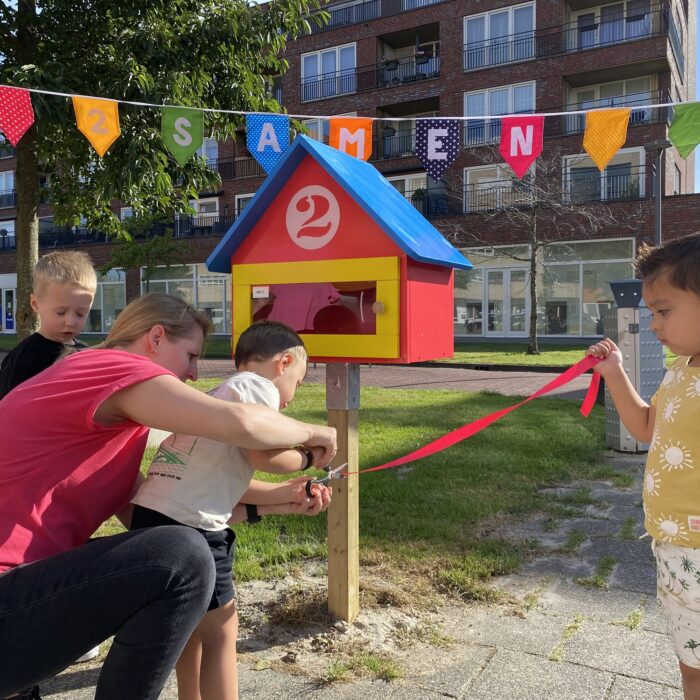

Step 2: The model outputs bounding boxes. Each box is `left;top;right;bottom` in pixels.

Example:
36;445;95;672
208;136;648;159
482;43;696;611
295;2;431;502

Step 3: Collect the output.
231;257;401;359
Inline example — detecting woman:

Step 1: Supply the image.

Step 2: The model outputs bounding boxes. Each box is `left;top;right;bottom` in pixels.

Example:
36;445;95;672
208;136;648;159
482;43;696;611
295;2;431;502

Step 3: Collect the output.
0;293;336;699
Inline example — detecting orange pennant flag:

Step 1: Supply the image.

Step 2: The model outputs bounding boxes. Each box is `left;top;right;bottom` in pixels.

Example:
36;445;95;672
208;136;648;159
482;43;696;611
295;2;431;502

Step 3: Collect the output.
72;96;121;157
329;117;373;160
583;109;630;171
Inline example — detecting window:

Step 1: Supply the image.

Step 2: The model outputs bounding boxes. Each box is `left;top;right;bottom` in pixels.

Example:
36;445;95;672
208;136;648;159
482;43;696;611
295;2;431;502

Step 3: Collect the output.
235;193;254;216
196;138;218;166
303;112;355;144
564;149;644;202
121;207;134;220
0;171;14;208
191;198;219;216
0;139;13;159
301;44;356;101
464;3;534;70
464;82;535;145
0;219;15;250
566;77;652;132
571;0;652;51
84;269;126;334
380;111;436;159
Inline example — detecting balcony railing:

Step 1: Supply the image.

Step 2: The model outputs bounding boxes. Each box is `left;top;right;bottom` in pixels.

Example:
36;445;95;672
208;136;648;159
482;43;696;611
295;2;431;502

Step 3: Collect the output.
0;189;16;209
308;0;447;34
373;128;417;160
464;180;536;212
199;157;265;180
301;56;440;101
562;90;669;134
0;144;15;159
463;112;534;147
463;31;535;71
563;164;645;203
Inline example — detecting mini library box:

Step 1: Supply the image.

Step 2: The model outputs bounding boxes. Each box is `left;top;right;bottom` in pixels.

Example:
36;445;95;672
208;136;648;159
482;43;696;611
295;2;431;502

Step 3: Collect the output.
207;135;472;364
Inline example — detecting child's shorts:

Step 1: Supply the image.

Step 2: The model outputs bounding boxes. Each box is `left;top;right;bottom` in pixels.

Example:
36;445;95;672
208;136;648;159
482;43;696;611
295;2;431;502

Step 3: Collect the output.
653;539;700;668
131;505;236;612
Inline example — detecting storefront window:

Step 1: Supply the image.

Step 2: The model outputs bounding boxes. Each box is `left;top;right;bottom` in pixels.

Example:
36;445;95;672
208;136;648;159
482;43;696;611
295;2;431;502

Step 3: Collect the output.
454;268;483;335
539;264;580;335
84;268;126;334
582;261;635;335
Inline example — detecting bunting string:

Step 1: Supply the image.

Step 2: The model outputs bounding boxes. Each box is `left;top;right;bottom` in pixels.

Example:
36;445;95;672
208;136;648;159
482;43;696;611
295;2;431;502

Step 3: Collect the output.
0;83;697;179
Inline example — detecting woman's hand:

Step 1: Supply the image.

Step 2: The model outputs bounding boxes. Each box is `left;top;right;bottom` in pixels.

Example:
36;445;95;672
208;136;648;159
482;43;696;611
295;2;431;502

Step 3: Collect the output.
304;426;337;468
586;338;623;377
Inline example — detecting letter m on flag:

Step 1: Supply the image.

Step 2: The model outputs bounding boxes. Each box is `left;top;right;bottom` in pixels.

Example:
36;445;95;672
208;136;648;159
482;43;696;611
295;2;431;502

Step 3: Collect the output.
499;116;545;179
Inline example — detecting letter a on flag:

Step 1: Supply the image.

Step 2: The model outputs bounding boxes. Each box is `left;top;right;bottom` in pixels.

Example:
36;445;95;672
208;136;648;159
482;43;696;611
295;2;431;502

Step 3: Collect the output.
246;114;290;174
583;109;630;171
72;96;120;157
0;86;34;147
161;107;204;166
329;117;373;160
499;116;544;179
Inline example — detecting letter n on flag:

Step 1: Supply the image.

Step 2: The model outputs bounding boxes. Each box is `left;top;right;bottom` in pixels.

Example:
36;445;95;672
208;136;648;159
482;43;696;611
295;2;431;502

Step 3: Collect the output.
329;117;373;160
246;114;290;174
499;116;544;179
0;86;34;147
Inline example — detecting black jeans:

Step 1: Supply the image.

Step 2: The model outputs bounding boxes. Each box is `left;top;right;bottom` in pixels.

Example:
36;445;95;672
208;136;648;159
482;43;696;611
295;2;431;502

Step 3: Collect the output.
0;526;215;699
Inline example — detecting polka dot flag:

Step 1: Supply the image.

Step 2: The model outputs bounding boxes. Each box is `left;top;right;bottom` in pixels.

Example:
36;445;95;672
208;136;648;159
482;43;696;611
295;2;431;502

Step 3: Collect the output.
415;118;460;182
245;113;290;174
0;86;34;147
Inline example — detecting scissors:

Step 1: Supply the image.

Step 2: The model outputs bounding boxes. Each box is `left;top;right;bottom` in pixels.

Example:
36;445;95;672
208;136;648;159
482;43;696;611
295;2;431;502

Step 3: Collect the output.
305;462;348;498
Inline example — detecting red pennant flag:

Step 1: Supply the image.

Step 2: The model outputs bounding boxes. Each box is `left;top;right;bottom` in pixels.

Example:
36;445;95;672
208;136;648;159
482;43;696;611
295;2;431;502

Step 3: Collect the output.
499;116;544;179
0;86;35;147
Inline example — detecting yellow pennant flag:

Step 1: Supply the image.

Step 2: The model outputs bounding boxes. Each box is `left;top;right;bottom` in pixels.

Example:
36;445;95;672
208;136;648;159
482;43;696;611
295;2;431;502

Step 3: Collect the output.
72;96;121;157
329;117;373;160
583;109;630;172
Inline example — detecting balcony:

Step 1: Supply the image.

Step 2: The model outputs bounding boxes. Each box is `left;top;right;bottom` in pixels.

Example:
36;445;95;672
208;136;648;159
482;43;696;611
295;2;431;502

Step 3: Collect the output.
561;90;670;134
463;31;535;71
464;180;536;212
0;189;17;209
563;163;645;203
199;157;265;181
0;143;15;159
308;0;447;35
378;54;440;87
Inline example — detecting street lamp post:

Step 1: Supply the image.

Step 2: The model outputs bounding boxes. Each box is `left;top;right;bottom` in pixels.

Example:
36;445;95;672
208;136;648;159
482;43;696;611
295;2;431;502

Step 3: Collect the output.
644;138;672;246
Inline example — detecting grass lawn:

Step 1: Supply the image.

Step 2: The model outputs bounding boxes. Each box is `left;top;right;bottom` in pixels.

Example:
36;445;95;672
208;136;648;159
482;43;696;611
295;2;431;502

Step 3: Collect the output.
96;379;611;599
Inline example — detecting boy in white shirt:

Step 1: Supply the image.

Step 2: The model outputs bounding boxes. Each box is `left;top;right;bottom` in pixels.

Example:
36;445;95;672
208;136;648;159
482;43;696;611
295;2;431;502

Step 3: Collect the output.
131;321;330;700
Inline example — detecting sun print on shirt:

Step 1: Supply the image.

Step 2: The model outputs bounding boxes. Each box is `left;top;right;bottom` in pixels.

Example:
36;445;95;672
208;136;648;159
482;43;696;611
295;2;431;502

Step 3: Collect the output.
654;513;690;542
661;369;680;388
658;441;694;471
687;377;700;399
662;397;681;422
645;469;662;498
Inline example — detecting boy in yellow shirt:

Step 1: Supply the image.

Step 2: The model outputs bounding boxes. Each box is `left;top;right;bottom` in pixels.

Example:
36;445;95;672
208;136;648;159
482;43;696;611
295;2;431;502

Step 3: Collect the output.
587;232;700;699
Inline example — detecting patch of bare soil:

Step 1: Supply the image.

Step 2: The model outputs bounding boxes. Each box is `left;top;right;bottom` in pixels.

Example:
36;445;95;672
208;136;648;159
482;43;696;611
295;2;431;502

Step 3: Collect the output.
235;558;461;682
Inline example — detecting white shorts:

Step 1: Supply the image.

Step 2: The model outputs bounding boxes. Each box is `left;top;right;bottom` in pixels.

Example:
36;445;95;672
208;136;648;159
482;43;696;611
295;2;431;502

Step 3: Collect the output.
654;539;700;668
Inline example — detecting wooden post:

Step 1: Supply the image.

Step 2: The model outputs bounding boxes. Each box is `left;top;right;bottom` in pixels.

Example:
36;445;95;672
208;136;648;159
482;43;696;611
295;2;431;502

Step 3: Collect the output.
326;363;360;622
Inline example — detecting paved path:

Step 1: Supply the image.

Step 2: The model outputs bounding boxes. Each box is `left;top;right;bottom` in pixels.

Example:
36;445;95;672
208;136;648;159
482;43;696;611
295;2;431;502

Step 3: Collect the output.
39;365;682;699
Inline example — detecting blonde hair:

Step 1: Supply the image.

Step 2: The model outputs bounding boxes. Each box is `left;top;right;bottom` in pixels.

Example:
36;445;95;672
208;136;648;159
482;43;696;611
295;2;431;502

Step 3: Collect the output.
103;292;212;349
33;251;97;298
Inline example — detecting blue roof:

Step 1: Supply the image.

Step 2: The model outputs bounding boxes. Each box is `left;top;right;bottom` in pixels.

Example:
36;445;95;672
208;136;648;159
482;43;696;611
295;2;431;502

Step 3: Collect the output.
207;135;472;273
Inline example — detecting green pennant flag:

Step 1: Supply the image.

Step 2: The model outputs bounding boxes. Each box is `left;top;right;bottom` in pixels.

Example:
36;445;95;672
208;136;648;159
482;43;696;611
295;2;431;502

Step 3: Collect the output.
668;103;700;159
161;107;204;166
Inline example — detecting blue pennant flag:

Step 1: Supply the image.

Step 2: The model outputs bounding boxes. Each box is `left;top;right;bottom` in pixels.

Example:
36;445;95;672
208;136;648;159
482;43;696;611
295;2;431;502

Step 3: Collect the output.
246;114;290;173
415;119;461;182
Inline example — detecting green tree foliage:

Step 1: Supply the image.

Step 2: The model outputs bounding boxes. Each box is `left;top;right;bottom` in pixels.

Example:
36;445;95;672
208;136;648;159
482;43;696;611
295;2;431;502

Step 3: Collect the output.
1;0;328;335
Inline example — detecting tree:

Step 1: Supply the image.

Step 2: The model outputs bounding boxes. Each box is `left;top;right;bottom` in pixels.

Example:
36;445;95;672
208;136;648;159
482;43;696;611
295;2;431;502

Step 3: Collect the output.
1;0;328;337
100;214;191;292
440;148;642;354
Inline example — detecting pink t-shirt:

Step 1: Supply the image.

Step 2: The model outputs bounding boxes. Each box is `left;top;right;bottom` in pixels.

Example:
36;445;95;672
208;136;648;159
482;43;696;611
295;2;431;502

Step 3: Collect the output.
0;349;174;571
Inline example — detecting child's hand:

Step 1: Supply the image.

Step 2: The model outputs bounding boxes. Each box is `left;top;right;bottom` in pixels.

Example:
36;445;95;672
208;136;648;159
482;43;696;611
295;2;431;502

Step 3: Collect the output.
285;476;332;515
586;338;623;377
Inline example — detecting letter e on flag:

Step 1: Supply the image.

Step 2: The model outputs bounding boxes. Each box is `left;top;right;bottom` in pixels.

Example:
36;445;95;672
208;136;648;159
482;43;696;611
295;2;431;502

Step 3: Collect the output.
499;116;544;179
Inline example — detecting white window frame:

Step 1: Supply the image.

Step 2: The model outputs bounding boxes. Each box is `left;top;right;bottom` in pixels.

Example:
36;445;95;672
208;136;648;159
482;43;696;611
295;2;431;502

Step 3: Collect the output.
120;206;134;220
463;81;535;146
570;0;654;51
196;137;218;166
235;193;254;216
463;2;535;71
190;197;219;216
301;43;357;102
0;170;14;192
562;147;645;202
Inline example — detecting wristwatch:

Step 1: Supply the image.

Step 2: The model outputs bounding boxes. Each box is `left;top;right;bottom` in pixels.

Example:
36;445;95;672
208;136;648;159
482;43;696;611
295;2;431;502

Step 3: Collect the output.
245;503;262;524
298;446;314;471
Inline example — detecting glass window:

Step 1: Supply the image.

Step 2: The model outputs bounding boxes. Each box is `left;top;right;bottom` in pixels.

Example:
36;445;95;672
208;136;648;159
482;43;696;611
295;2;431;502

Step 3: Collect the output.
84;268;126;334
539;264;580;335
301;44;356;101
454;268;484;335
464;83;534;145
543;239;634;262
582;261;635;334
0;170;14;193
196;138;218;165
196;264;230;334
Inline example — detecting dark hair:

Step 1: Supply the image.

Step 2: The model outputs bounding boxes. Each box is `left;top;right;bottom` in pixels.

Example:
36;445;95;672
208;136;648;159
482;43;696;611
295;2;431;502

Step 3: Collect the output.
636;232;700;296
234;321;306;367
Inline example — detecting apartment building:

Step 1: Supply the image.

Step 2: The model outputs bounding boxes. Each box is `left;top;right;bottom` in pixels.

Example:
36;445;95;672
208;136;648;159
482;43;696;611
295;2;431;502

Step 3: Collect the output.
0;0;696;340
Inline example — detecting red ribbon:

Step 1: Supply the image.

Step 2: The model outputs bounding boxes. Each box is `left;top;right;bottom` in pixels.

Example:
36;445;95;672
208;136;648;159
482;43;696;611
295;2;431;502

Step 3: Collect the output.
342;356;601;477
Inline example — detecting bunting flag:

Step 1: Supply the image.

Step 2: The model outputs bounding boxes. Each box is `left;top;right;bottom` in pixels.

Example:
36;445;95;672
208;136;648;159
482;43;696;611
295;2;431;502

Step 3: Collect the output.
668;103;700;158
415;118;461;181
499;116;544;179
161;107;204;166
72;96;121;157
329;117;373;160
583;109;630;171
0;86;35;147
246;113;290;173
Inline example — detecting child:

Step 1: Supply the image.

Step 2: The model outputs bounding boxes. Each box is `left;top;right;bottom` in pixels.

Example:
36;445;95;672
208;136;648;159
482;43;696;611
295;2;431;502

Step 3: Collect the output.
0;250;97;400
130;320;330;700
587;232;700;699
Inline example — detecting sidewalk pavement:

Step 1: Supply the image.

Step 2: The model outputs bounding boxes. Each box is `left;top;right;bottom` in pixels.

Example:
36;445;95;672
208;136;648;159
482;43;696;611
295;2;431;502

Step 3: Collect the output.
42;364;683;699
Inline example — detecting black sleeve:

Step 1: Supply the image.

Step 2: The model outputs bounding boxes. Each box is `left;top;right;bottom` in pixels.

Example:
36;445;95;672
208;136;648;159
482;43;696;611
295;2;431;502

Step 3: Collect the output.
0;339;62;400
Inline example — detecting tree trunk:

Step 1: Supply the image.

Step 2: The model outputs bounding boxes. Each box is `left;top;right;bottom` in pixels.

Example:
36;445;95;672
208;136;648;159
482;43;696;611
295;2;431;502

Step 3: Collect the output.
15;127;40;338
527;211;539;355
15;0;40;339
